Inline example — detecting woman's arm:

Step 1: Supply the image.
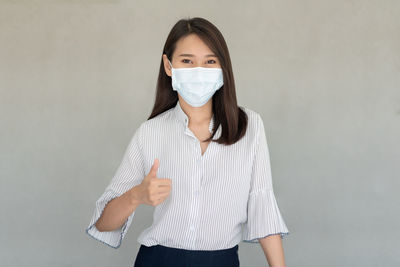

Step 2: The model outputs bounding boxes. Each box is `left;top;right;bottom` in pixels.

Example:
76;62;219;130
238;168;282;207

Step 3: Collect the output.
95;185;141;232
259;234;287;267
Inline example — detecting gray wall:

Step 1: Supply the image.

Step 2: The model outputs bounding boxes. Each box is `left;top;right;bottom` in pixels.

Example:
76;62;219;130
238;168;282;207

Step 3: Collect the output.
1;1;399;266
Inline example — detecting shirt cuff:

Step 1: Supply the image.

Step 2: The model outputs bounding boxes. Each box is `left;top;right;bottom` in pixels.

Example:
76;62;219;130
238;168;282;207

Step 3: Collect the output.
242;188;290;243
85;190;135;249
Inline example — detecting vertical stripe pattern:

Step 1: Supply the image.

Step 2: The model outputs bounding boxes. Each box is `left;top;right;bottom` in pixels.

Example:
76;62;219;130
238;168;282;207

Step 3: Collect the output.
85;100;290;250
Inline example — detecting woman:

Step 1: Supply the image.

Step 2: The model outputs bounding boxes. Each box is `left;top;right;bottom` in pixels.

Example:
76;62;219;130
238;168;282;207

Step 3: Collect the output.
85;17;290;267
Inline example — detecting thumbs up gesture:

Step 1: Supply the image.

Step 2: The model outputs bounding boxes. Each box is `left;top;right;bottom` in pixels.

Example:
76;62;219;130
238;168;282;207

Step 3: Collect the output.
136;158;172;206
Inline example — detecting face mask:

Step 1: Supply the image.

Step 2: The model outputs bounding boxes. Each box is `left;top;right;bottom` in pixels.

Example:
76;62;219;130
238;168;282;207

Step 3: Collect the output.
168;59;223;107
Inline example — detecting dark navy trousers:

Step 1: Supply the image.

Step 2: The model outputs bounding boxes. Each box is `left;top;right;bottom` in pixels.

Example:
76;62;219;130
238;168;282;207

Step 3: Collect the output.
133;244;240;267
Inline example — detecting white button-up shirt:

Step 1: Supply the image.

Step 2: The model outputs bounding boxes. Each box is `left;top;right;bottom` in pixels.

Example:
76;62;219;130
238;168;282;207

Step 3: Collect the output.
85;100;290;250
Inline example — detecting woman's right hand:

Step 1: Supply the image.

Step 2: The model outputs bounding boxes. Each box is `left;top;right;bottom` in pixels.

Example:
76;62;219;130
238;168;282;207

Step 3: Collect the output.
134;158;172;207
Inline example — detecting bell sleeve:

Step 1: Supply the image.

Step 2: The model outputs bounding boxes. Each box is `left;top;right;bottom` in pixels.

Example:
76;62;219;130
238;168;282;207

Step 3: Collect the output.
85;123;145;249
242;114;290;243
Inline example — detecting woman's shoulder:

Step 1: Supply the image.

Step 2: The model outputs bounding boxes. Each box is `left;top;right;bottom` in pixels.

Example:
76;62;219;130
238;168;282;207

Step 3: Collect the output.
240;105;262;129
138;107;175;132
136;105;263;139
241;105;258;117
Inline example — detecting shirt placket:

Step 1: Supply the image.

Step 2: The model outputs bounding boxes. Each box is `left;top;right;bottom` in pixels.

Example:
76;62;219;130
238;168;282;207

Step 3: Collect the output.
184;127;204;249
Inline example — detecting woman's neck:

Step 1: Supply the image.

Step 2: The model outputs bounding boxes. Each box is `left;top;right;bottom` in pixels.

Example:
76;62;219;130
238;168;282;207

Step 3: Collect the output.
179;98;213;125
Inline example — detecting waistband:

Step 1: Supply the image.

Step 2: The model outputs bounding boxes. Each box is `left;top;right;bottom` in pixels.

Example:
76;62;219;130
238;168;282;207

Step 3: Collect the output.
140;244;239;255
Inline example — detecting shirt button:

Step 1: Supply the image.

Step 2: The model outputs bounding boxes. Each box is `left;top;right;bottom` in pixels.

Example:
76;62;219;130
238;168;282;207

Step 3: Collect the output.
190;226;195;231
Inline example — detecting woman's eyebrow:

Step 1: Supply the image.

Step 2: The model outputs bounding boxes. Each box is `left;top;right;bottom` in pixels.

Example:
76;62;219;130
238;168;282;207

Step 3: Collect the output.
178;53;217;57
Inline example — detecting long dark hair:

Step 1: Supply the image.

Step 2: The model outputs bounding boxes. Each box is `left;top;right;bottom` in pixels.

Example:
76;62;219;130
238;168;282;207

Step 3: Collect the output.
148;17;248;145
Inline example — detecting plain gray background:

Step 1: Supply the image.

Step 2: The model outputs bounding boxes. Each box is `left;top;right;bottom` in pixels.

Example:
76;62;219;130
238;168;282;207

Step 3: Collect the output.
1;0;399;266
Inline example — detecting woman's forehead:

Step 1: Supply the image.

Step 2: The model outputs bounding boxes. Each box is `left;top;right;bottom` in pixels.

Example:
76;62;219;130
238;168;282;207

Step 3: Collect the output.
174;34;214;56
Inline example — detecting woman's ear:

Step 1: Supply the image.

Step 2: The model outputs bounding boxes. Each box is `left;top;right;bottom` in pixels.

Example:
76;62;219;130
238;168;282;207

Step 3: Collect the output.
162;54;172;77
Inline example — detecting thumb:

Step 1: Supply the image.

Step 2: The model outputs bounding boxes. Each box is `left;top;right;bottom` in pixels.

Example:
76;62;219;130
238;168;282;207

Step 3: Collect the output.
148;158;159;178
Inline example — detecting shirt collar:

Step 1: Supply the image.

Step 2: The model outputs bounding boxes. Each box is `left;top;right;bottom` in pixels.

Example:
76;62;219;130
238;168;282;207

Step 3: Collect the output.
173;100;221;139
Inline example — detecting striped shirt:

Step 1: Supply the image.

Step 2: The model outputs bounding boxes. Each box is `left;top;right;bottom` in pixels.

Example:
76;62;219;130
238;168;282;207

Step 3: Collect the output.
85;100;290;250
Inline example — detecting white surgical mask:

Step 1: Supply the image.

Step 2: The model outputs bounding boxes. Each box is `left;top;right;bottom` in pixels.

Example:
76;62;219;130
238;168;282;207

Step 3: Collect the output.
168;59;223;107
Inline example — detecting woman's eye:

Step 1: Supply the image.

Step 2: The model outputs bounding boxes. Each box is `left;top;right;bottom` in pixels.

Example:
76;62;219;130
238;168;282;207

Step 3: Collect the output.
181;59;217;64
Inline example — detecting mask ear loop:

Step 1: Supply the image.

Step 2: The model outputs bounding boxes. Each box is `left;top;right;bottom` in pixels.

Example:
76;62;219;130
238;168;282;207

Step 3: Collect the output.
168;59;173;69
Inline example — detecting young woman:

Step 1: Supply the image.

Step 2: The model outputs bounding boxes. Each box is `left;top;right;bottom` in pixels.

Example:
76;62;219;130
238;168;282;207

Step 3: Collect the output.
85;17;290;267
